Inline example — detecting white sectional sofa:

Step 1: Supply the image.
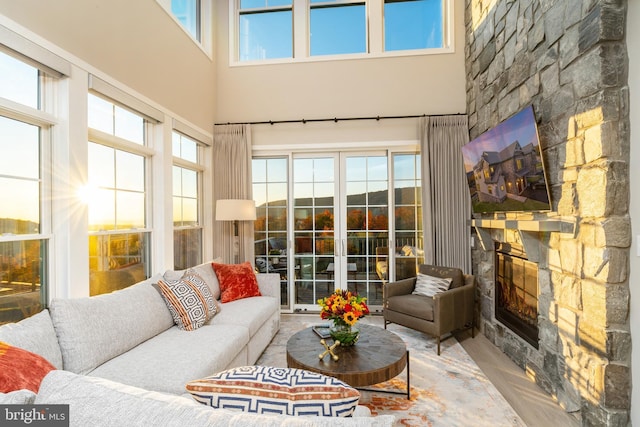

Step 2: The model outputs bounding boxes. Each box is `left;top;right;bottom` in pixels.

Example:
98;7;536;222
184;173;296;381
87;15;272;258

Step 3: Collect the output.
0;264;394;426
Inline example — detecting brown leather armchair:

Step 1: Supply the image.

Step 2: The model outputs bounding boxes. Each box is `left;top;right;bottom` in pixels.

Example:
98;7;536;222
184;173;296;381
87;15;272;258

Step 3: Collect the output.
383;264;475;355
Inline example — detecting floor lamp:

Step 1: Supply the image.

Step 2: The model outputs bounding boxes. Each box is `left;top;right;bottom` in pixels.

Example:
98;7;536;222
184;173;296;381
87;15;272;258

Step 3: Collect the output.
216;199;256;264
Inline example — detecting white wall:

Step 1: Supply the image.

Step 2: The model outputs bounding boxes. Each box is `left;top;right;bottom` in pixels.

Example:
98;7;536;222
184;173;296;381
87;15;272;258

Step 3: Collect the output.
629;0;639;423
214;0;467;147
0;0;216;131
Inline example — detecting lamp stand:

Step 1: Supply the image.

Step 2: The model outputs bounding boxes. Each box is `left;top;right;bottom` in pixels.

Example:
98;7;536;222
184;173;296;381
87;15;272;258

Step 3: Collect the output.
232;220;240;264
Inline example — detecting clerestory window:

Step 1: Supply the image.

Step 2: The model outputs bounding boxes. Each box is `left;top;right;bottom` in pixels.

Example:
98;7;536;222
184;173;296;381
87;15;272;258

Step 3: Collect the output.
231;0;451;64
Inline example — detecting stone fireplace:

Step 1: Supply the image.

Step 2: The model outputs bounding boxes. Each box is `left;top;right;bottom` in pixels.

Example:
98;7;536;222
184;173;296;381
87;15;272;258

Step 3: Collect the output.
495;241;538;349
465;1;631;426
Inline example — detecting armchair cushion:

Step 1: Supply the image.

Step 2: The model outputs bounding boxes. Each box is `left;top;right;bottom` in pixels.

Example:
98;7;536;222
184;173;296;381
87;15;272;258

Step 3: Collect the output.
419;265;464;289
385;294;434;322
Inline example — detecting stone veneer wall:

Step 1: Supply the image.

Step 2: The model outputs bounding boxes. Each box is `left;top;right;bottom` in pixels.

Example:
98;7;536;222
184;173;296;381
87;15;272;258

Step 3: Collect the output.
464;0;630;425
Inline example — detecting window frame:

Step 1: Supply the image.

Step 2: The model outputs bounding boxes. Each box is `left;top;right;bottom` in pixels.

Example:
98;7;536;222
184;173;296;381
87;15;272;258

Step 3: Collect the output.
172;130;206;270
86;92;155;295
156;0;213;58
229;0;454;66
0;50;59;322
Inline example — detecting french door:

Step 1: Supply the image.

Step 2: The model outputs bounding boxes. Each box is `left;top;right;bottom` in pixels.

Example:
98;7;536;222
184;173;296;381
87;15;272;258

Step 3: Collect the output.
292;153;389;312
253;151;423;313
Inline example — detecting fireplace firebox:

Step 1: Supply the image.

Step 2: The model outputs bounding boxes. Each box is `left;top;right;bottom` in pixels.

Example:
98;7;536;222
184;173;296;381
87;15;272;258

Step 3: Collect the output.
495;242;539;349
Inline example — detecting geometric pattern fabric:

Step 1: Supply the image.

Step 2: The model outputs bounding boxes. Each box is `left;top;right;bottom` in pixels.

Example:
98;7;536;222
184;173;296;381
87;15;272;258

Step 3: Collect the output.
412;273;453;297
157;272;218;331
186;365;360;417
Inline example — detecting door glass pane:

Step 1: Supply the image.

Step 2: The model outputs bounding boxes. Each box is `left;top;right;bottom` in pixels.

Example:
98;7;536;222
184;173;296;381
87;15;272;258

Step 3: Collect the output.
253;157;290;308
293;157;336;305
345;155;388;306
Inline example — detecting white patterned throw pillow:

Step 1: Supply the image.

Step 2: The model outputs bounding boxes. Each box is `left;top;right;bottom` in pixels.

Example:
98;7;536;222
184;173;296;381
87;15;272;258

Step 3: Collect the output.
157;272;219;331
412;273;453;297
186;365;360;417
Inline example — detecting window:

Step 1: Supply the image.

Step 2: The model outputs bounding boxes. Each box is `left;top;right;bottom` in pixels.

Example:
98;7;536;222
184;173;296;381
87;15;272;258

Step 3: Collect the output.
393;153;423;280
171;0;201;41
231;0;451;64
310;1;366;56
239;0;293;61
156;0;212;54
0;51;52;324
87;94;151;296
253;157;289;307
384;0;443;51
516;158;523;170
173;131;203;270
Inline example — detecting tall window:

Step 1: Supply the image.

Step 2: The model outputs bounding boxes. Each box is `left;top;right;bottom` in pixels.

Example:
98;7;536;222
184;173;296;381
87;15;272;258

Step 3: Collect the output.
87;94;151;296
0;51;52;324
171;0;201;41
253;157;289;307
393;153;424;279
173;131;203;270
310;1;366;56
239;0;293;61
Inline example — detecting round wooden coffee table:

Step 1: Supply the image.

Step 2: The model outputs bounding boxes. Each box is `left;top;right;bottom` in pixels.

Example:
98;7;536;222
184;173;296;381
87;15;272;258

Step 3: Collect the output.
286;323;410;398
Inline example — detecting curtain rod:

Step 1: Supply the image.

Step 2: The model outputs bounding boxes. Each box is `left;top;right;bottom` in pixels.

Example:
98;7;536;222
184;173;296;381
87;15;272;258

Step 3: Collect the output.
214;112;465;126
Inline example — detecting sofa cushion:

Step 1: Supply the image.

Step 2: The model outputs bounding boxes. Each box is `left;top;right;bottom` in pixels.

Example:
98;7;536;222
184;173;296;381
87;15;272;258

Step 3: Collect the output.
412;273;452;297
88;324;250;395
213;295;279;337
157;272;219;331
37;370;395;427
49;274;174;374
386;294;434;322
0;341;56;393
419;265;464;289
213;262;261;303
0;309;63;369
163;258;223;300
186;366;361;417
0;389;37;404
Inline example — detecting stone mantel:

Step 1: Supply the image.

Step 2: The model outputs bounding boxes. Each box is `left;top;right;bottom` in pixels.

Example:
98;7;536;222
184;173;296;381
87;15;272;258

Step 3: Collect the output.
469;218;575;263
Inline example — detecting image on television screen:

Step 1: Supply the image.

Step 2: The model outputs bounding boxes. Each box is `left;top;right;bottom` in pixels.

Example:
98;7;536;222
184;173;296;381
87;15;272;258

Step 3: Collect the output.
461;105;552;214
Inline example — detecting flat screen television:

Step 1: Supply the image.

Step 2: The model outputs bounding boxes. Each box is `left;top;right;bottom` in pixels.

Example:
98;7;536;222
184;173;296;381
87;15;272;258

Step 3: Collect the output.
461;105;552;214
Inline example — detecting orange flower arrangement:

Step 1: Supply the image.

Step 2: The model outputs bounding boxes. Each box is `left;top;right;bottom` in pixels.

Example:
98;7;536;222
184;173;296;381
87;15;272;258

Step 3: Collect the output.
317;289;370;328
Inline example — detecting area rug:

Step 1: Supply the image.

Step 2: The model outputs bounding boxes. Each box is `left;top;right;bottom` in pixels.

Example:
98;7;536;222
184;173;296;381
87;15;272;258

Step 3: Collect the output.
257;314;526;427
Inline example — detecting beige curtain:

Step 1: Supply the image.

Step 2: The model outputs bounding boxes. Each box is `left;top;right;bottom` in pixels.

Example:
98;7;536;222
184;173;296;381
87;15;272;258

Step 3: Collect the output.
212;124;254;264
420;115;472;273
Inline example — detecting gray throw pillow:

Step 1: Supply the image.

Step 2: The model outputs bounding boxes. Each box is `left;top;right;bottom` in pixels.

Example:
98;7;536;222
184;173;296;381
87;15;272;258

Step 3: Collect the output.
412;273;452;297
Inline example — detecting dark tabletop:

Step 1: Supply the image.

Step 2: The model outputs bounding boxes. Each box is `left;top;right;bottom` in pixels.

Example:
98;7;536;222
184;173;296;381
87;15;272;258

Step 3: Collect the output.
286;323;407;387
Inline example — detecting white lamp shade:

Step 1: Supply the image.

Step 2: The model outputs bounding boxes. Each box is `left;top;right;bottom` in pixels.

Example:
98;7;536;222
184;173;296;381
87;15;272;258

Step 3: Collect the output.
216;199;256;221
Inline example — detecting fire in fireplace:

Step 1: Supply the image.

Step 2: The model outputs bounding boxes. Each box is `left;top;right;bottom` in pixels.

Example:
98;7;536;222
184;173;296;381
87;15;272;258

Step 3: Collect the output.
495;242;539;349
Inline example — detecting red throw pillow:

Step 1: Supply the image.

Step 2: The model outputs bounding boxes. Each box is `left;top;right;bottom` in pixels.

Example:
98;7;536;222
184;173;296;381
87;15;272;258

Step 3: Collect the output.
0;341;55;393
212;262;261;303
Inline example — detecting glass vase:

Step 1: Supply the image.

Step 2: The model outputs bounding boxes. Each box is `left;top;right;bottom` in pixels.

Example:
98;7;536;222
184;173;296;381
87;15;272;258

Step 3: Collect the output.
329;321;359;347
